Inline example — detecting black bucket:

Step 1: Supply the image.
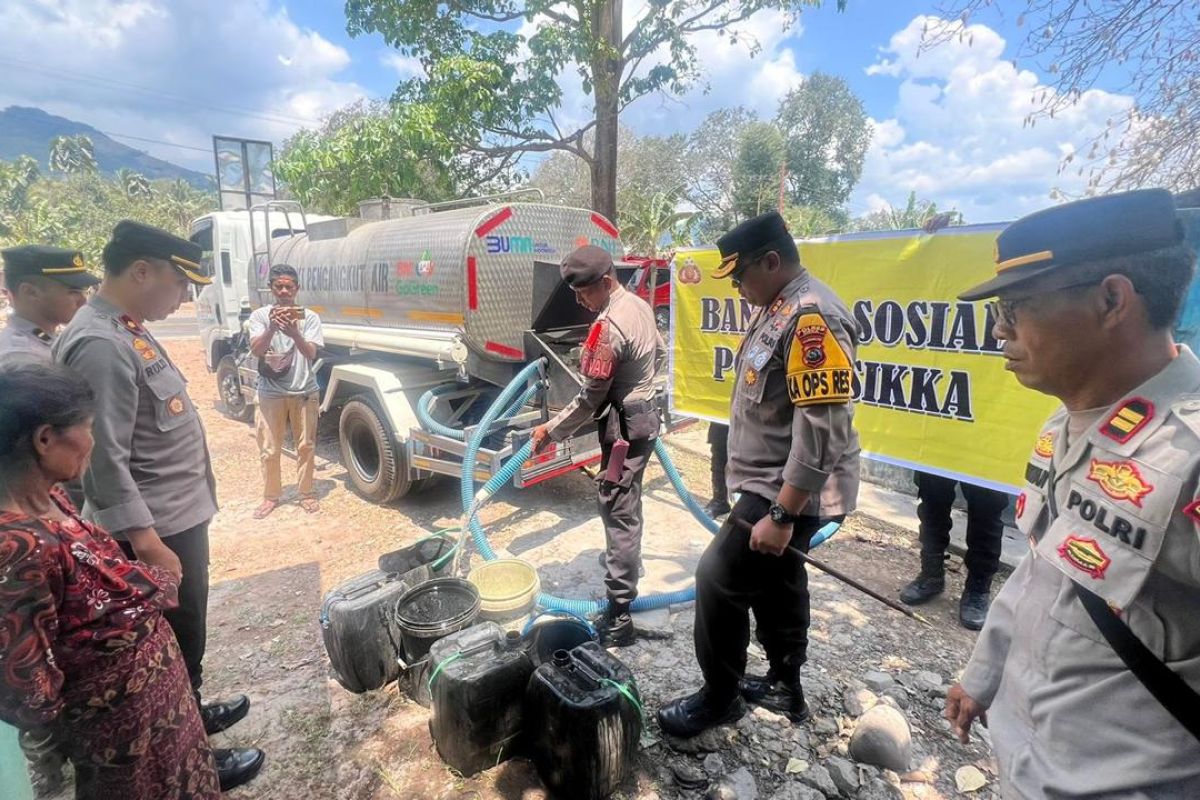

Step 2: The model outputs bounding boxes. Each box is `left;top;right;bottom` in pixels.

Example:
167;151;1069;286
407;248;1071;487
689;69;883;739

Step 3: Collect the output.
395;578;481;662
523;612;598;668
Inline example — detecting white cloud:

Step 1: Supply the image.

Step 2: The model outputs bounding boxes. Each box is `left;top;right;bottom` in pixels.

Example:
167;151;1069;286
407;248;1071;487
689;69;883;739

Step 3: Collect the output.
0;0;365;172
381;52;425;80
852;15;1135;222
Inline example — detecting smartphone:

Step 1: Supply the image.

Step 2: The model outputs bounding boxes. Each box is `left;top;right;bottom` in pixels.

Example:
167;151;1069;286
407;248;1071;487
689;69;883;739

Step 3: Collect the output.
273;306;305;322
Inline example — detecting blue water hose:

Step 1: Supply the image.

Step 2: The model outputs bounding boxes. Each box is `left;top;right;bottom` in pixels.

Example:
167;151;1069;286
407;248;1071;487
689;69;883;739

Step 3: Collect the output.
449;365;841;617
418;383;538;441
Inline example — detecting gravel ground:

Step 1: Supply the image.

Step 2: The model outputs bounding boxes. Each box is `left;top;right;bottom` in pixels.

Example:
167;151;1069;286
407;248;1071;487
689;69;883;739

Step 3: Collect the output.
38;319;1007;800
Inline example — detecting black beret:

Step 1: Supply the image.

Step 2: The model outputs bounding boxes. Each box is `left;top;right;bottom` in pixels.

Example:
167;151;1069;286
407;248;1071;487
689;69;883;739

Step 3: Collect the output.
561;245;614;288
1;245;99;289
960;189;1185;301
713;211;794;279
105;219;210;285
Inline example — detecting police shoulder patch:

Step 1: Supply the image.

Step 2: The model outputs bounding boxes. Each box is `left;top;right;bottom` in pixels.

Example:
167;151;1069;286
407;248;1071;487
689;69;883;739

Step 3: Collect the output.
580;319;615;380
785;312;853;407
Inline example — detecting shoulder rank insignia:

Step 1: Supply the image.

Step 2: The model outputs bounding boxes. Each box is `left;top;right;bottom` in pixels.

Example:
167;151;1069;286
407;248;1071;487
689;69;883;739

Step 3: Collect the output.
1100;397;1153;444
744;367;758;386
1087;459;1153;507
580;319;615;380
1058;535;1111;580
1034;432;1054;458
119;314;145;335
785;312;853;407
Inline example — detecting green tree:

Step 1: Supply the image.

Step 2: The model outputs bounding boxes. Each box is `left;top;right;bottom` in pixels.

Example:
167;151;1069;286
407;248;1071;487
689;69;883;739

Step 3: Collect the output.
775;72;870;211
684;107;755;236
620;191;696;256
781;204;846;238
48;135;98;175
732;121;786;220
853;191;963;232
345;0;846;221
115;168;153;201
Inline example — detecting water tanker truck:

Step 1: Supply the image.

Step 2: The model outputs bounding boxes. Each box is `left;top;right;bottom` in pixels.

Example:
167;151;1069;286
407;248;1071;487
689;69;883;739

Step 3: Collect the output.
192;194;676;504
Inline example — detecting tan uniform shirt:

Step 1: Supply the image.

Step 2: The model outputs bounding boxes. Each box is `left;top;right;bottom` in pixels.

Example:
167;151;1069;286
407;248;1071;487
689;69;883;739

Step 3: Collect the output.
726;272;860;515
961;346;1200;799
53;297;218;538
548;285;666;441
0;314;53;365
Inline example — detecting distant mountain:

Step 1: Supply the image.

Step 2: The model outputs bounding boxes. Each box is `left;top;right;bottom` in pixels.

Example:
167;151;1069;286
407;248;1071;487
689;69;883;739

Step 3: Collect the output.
0;106;210;188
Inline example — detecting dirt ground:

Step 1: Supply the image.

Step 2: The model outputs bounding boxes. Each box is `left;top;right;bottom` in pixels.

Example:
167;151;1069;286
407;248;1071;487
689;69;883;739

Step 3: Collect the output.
43;322;1005;800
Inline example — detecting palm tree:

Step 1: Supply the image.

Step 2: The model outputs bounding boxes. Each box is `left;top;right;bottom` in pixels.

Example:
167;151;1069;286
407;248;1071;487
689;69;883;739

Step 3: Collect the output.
116;168;152;200
619;191;696;257
49;135;98;175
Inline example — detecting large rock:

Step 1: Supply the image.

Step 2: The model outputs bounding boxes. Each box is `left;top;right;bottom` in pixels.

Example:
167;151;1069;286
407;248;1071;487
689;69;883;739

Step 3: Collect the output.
825;756;860;796
707;767;758;800
862;671;896;693
798;763;841;798
777;785;827;800
849;706;912;772
843;688;879;717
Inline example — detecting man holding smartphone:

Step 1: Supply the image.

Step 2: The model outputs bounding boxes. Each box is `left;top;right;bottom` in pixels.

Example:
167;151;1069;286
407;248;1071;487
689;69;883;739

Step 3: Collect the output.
248;264;324;519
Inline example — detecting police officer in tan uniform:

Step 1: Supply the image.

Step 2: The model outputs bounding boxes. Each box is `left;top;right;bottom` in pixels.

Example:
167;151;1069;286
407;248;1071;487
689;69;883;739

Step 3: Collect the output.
946;190;1200;798
54;221;264;792
659;211;860;737
531;245;666;647
0;246;98;365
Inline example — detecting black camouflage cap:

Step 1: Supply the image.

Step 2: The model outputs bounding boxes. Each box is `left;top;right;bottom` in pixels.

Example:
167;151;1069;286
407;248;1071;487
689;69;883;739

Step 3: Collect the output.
960;189;1185;301
105;219;210;285
1;245;100;289
560;245;614;288
713;211;793;279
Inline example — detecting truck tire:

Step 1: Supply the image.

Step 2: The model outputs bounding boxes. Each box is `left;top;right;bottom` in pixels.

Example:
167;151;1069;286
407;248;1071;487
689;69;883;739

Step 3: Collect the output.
216;355;254;424
339;396;412;504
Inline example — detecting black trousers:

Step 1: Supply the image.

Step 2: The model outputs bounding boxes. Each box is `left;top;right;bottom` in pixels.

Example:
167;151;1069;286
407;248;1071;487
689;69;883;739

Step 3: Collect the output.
121;522;210;697
707;423;729;502
694;493;840;705
915;472;1006;581
597;435;654;611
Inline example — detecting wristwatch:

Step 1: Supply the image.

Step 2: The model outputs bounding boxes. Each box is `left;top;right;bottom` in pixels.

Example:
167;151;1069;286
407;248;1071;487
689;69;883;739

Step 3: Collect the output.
768;503;798;525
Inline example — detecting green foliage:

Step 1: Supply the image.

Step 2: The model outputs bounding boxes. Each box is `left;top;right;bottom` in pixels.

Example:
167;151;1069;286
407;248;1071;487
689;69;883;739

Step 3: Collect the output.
776;72;870;210
0;137;214;267
852;191;963;232
732;122;786;220
620;192;696;257
781;204;848;238
345;0;845;217
684;107;755;237
49;134;98;175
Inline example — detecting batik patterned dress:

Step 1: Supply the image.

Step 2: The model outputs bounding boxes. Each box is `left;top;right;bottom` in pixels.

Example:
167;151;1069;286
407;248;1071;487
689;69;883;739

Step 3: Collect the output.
0;489;219;799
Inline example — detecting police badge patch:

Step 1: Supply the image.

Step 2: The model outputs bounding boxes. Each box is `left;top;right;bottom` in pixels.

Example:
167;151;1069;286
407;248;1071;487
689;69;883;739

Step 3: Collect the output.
580;319;615;380
167;396;185;415
785;312;853;407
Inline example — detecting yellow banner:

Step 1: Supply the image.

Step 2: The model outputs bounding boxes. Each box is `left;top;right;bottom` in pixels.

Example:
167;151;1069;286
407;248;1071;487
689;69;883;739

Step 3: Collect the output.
669;227;1060;492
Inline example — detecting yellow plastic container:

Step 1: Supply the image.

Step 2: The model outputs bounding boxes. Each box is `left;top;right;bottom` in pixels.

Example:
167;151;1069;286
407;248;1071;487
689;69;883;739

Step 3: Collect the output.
468;559;540;621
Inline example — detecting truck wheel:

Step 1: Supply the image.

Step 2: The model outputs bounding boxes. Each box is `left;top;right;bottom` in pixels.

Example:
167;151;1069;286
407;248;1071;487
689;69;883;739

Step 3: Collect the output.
655;305;670;332
339;396;412;504
216;355;254;423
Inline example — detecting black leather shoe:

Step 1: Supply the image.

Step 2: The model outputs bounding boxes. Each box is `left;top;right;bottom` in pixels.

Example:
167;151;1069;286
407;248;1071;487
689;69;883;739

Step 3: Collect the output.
739;671;810;724
703;498;731;518
214;747;265;792
657;690;747;739
959;589;991;631
598;612;636;648
899;573;945;606
201;694;250;735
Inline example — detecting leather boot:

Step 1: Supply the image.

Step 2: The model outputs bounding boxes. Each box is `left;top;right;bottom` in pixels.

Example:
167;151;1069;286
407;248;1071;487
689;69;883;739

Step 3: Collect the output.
739;669;810;724
959;573;993;631
598;607;636;648
899;555;946;606
657;689;747;738
703;496;731;518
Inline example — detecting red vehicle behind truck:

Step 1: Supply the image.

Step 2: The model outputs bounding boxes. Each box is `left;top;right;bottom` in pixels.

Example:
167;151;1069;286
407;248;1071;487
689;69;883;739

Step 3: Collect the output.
624;255;671;330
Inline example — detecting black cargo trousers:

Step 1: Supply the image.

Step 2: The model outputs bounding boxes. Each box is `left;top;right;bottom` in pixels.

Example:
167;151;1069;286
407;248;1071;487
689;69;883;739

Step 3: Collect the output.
694;493;844;706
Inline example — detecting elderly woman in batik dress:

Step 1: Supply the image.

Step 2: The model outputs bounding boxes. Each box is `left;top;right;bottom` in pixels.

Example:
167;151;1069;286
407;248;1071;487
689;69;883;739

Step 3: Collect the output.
0;363;219;799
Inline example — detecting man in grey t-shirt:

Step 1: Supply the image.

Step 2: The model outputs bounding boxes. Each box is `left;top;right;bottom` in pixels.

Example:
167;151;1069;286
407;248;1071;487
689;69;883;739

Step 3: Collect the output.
247;264;324;518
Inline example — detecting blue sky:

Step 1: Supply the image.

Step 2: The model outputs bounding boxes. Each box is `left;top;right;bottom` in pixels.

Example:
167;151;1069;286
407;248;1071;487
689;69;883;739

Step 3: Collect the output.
0;0;1135;223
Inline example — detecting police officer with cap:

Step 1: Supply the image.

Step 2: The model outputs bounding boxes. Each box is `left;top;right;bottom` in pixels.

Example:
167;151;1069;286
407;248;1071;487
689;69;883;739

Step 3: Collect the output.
54;220;265;792
530;245;666;647
945;189;1200;797
0;245;98;364
658;211;860;738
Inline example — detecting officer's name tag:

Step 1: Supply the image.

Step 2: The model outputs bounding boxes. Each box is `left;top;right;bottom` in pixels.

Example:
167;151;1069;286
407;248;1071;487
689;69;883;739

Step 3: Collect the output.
786;312;852;407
